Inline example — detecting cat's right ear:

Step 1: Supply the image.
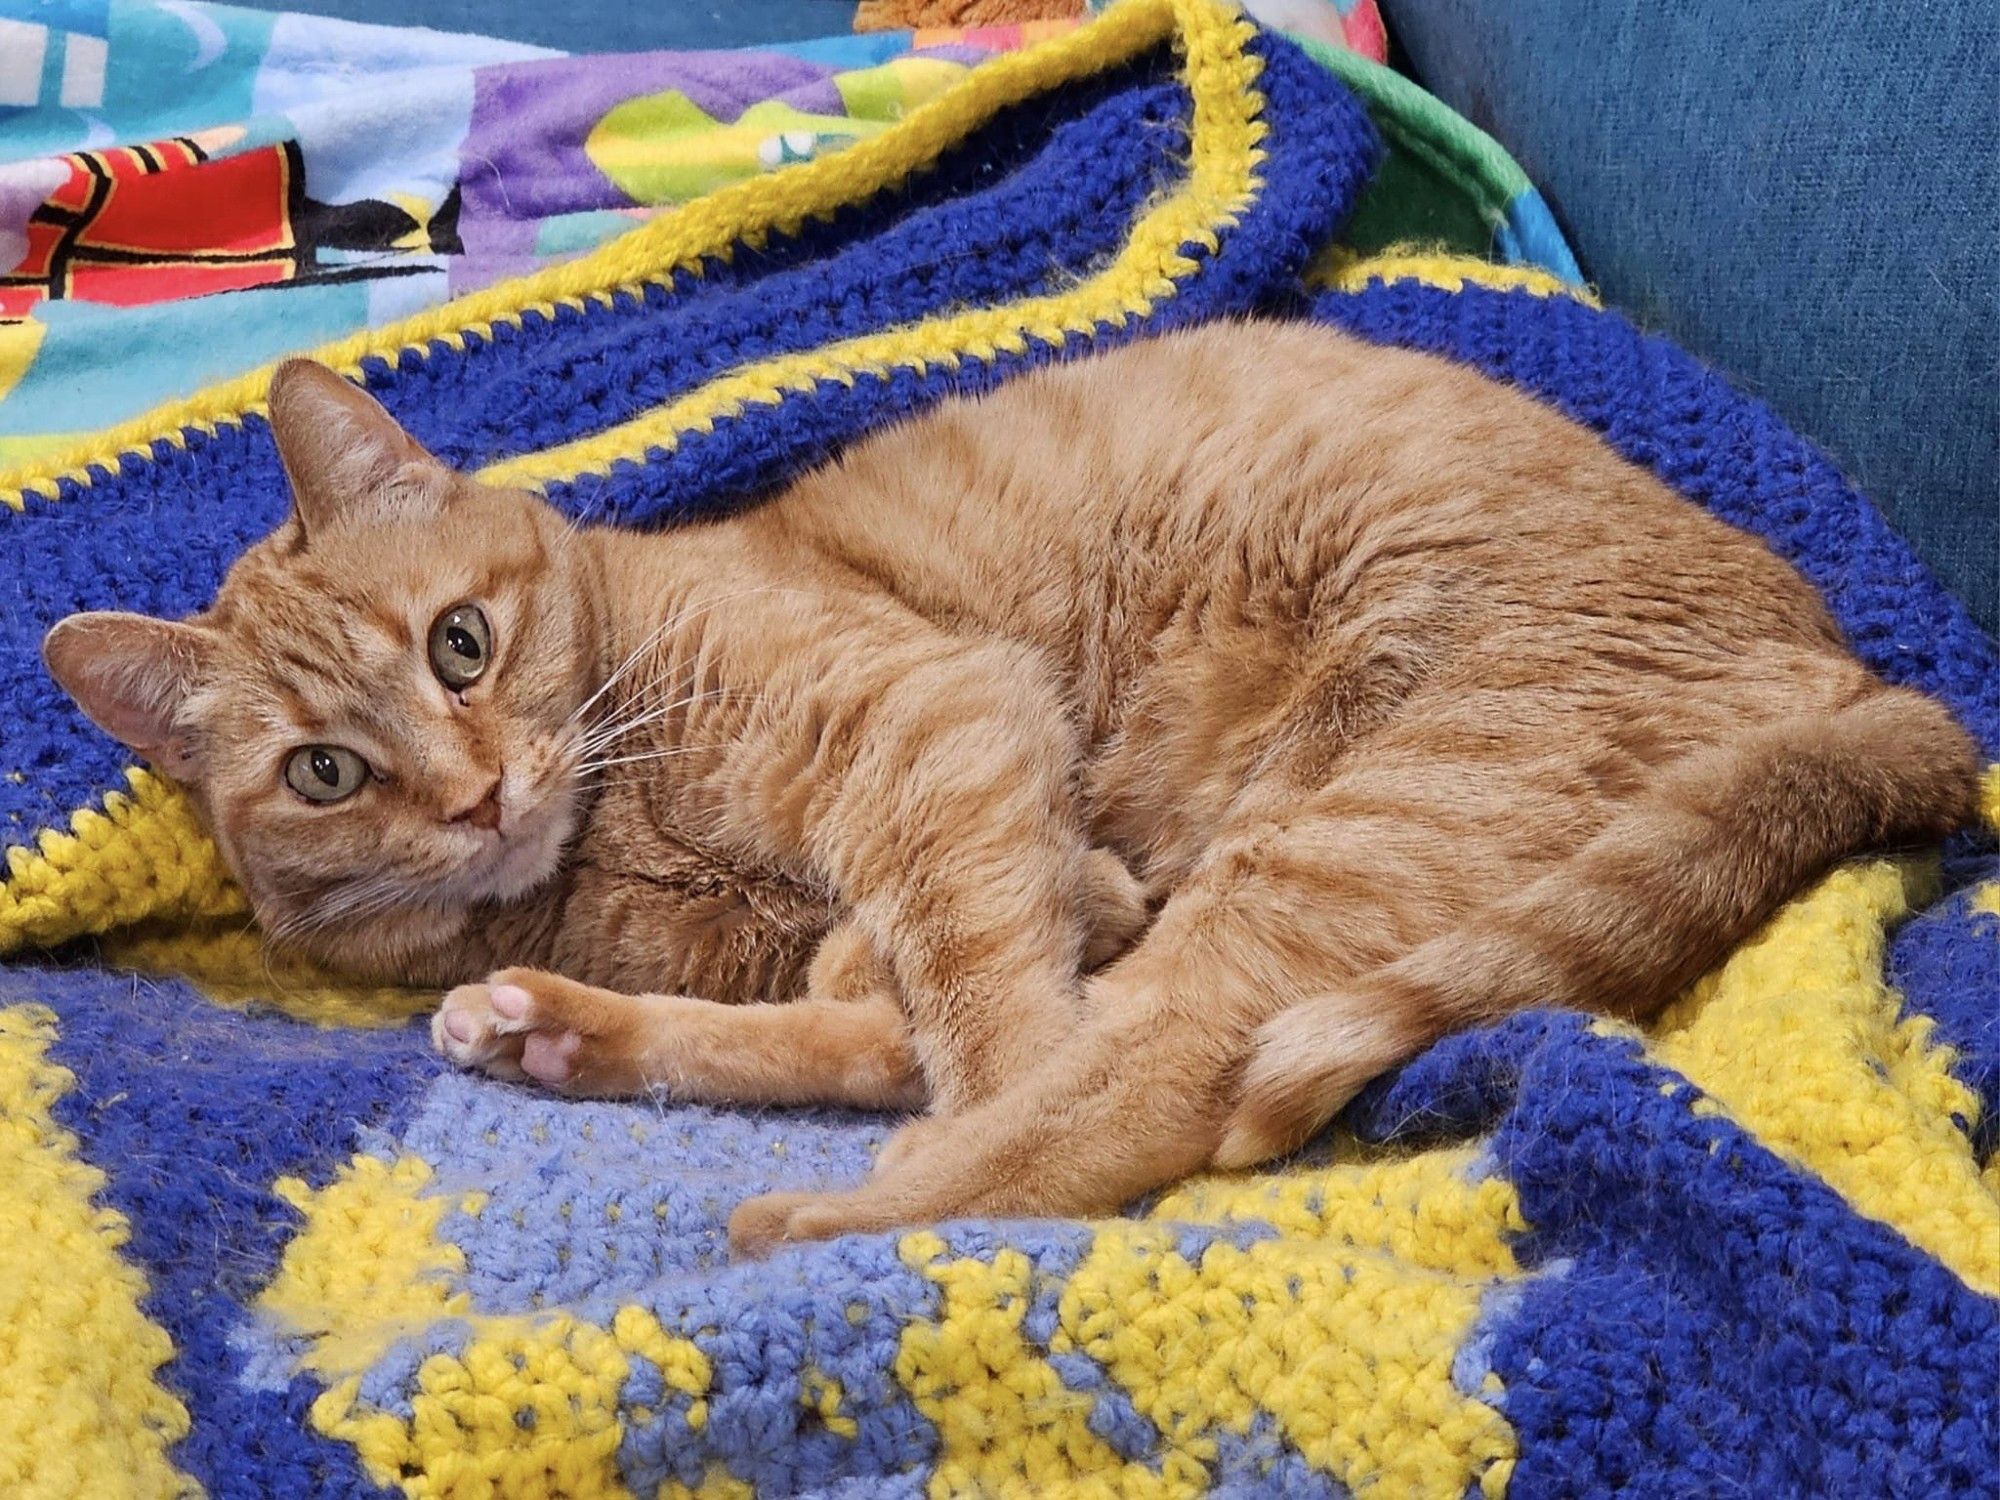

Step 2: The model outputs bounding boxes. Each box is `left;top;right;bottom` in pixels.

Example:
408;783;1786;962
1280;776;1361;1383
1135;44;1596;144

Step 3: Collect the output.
43;613;211;777
266;358;447;539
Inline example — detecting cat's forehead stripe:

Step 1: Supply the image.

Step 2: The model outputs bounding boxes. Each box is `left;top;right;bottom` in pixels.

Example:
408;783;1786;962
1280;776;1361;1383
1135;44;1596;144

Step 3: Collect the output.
328;599;412;667
358;596;415;649
265;681;321;735
472;540;549;597
244;574;410;658
267;641;332;688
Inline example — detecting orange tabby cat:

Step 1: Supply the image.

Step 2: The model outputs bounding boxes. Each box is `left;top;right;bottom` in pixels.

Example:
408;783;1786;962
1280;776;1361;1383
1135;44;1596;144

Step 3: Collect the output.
44;323;1977;1255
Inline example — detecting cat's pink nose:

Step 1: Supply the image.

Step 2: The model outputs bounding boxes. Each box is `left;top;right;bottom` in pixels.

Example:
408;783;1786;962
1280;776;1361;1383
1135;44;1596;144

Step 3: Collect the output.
446;774;504;832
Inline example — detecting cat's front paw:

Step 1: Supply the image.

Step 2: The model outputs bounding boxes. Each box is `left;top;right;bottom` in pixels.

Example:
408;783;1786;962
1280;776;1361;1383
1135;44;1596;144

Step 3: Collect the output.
431;967;600;1089
433;978;528;1080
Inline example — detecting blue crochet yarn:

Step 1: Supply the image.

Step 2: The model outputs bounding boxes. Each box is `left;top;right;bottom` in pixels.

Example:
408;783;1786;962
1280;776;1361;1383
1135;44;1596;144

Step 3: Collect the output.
1493;1024;1996;1496
1889;863;2000;1157
9;960;432;1499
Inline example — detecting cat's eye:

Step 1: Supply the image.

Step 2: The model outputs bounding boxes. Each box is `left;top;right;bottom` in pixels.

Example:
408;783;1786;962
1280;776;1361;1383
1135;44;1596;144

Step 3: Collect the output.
428;603;492;690
284;745;369;803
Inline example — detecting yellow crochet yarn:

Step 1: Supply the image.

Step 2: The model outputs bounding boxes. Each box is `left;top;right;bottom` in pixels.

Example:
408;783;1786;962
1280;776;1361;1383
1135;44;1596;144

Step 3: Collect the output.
100;920;433;1029
1649;857;2000;1296
0;1005;199;1500
271;1134;1527;1498
312;1306;722;1497
1307;242;1598;303
259;1156;481;1381
0;769;242;954
1978;765;2000;918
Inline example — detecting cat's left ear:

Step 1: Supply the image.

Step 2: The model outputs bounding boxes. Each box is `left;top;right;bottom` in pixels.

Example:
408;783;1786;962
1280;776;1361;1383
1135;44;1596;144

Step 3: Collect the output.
43;612;212;778
266;358;449;538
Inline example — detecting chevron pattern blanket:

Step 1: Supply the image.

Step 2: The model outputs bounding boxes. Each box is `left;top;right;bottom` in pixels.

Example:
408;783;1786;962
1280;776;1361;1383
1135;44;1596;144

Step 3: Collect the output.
1;3;1994;1496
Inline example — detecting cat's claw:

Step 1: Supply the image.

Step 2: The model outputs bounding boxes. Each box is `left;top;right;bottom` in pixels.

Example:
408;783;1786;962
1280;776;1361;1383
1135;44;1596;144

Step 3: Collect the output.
729;1113;967;1253
725;1191;818;1257
728;1138;986;1258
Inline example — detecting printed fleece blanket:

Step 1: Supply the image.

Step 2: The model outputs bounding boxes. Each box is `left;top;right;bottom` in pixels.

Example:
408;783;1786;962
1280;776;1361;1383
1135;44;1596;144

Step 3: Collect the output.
0;2;1994;1497
0;0;1574;466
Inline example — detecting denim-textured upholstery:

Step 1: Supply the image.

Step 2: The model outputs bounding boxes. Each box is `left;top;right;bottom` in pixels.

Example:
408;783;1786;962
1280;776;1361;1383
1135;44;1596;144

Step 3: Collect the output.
1382;0;1997;631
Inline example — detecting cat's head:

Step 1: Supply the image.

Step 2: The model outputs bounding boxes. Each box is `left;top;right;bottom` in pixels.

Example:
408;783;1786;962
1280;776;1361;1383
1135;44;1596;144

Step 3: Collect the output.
43;360;604;963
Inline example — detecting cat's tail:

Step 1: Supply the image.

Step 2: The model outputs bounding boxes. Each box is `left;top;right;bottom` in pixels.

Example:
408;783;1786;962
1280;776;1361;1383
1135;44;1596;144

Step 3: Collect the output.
1212;681;1981;1169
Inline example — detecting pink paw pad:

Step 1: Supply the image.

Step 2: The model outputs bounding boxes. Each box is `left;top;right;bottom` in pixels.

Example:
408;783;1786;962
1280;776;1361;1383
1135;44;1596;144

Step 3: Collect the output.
489;983;532;1021
441;1008;478;1045
520;1029;581;1083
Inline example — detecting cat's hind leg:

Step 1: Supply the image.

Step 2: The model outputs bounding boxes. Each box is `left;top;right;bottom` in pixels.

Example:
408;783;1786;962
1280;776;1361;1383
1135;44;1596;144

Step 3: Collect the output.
1215;677;1978;1166
433;967;924;1109
727;768;1495;1254
727;670;1978;1254
801;638;1137;1116
805;846;1146;1012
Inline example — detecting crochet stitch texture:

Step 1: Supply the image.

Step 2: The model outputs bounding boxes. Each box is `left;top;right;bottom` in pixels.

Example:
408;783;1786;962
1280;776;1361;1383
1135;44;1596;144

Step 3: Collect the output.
0;4;1993;1496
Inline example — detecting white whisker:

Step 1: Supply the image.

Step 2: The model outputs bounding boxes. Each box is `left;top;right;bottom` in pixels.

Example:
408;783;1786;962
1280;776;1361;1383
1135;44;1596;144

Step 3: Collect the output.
572;685;738;760
274;870;411;942
566;583;811;734
574;746;710;773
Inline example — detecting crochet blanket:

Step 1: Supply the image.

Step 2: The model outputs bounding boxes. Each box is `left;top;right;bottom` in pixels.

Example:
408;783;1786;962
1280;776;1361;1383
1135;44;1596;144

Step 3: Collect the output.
1;3;1994;1495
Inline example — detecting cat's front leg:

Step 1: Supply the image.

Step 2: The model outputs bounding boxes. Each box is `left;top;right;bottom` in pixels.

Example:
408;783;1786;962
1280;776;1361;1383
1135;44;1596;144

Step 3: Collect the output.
427;842;1149;1107
432;967;923;1108
798;638;1113;1114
